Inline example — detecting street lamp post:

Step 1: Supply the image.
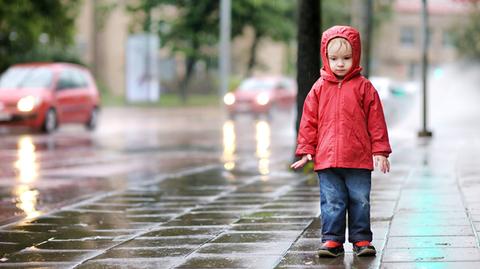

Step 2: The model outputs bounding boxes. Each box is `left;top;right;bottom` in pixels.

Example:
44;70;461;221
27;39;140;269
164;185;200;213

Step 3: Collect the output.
418;0;433;137
219;0;231;101
364;0;373;78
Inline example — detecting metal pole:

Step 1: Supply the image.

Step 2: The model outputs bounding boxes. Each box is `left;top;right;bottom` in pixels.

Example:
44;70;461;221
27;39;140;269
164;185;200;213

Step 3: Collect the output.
219;0;231;100
145;7;151;102
364;0;373;78
418;0;432;137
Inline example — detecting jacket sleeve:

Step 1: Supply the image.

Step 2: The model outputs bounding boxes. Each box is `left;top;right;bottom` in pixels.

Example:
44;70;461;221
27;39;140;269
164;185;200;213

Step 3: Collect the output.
364;82;392;157
295;80;321;157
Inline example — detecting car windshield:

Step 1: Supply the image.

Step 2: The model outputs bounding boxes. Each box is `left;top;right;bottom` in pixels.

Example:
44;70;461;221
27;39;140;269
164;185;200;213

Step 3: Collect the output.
238;79;276;91
0;67;53;89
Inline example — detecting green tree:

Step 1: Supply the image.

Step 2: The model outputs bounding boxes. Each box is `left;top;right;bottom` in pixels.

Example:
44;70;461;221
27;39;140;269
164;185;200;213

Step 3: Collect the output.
232;0;295;76
127;0;295;102
452;2;480;60
322;0;351;30
128;0;219;102
0;0;81;72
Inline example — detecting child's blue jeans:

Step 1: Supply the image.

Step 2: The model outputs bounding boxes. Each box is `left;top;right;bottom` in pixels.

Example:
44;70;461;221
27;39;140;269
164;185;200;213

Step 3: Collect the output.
317;168;372;243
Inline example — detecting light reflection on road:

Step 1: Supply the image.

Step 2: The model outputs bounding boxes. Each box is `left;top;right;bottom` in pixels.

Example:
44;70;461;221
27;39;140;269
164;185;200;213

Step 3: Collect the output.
15;136;39;184
222;119;272;176
13;136;41;219
256;120;271;176
222;120;236;171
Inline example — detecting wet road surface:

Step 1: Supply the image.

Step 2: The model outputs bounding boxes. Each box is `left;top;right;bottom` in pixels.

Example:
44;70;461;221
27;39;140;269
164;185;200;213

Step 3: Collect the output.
1;82;480;269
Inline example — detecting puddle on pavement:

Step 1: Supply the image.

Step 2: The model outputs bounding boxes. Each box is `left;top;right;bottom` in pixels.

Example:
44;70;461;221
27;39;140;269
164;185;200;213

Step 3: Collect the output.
78;258;182;269
277;252;378;268
0;230;46;243
0;164;306;263
125;209;184;215
161;188;225;197
164;218;234;226
245;210;315;218
178;212;242;220
11;223;60;233
36;239;115;250
211;232;299;243
4;250;94;263
142;227;222;237
126;215;175;223
261;202;318;210
176;255;281;268
231;223;308;231
190;205;253;212
45;228;132;240
0;242;21;256
95;247;195;259
121;236;211;248
197;242;292;254
157;168;257;190
234;217;313;224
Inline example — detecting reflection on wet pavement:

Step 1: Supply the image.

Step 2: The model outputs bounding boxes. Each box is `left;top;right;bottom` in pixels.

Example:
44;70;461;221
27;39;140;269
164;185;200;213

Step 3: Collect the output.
1;103;480;268
256;120;271;175
222;120;236;171
13;136;42;220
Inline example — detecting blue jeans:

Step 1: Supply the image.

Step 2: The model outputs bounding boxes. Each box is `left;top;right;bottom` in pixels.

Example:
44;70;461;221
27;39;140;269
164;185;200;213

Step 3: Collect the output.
317;168;372;243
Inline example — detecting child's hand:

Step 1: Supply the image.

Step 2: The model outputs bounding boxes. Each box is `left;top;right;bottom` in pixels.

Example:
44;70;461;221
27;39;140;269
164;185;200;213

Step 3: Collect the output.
290;154;312;170
374;155;390;173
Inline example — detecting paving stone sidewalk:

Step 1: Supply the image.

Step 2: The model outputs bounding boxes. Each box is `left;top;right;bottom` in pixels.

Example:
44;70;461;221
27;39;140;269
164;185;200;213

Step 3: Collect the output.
1;137;480;268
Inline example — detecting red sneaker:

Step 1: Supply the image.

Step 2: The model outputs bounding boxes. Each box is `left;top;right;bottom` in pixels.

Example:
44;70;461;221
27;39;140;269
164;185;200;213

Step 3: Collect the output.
318;240;344;258
353;241;376;256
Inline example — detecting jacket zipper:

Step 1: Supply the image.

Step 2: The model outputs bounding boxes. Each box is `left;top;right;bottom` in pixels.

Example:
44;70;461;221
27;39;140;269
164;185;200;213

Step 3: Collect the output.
335;81;342;166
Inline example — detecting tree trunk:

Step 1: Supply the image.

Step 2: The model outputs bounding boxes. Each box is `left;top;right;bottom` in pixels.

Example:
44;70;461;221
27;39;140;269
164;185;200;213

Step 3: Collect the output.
246;32;261;77
295;0;321;144
179;56;196;104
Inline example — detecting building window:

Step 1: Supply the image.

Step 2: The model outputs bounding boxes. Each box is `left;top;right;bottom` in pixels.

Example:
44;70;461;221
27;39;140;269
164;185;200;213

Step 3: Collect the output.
400;26;416;47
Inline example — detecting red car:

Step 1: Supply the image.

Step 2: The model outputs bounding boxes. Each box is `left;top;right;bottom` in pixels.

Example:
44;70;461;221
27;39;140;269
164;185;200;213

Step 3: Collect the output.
0;63;100;133
224;76;297;117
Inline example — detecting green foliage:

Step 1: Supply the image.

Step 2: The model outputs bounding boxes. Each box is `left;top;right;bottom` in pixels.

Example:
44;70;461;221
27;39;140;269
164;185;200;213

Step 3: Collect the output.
322;0;392;32
161;1;220;62
322;0;352;30
0;0;81;72
372;0;393;28
232;0;295;41
126;1;296;100
157;93;219;107
452;3;480;60
127;0;295;69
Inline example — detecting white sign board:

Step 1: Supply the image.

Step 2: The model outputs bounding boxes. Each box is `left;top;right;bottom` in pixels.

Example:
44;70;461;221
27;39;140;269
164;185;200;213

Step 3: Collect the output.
126;34;160;102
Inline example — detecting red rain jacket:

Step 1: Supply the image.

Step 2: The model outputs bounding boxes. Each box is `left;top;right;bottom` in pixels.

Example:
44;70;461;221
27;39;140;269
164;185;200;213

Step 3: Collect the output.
295;25;392;171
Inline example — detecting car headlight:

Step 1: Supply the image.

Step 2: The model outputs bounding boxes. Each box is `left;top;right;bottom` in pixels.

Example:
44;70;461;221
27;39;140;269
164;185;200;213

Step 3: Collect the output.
17;96;40;112
256;92;270;105
224;93;236;105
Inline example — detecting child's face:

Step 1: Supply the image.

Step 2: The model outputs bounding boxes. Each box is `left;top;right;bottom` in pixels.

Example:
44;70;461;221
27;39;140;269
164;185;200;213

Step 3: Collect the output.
327;38;353;79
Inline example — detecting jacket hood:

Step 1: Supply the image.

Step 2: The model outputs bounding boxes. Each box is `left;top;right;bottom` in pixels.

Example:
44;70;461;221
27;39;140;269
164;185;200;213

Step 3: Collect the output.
321;25;363;82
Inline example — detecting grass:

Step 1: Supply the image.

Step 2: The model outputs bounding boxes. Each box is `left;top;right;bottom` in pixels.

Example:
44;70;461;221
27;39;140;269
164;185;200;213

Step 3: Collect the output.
100;93;221;108
158;93;220;107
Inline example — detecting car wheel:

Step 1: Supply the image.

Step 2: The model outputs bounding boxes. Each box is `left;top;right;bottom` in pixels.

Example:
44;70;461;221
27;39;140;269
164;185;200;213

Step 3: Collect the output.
85;107;99;131
42;109;57;134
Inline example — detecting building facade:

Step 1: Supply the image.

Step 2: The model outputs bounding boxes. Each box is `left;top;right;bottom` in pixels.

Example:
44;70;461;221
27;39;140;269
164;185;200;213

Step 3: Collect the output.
368;0;469;80
76;0;130;96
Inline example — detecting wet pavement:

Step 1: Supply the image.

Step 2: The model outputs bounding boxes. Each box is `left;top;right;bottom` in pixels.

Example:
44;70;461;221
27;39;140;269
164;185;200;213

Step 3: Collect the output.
1;76;480;269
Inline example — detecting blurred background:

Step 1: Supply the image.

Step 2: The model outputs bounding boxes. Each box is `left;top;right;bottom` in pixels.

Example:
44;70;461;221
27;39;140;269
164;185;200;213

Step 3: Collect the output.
0;0;478;107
